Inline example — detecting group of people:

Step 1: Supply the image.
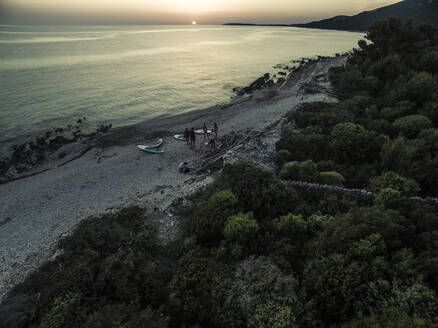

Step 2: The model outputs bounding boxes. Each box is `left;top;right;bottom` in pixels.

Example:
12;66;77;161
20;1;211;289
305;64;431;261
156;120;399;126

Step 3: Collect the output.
183;122;219;149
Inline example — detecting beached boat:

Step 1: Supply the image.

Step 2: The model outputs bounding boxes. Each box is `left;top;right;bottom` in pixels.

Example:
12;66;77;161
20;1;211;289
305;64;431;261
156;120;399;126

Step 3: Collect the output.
137;145;164;154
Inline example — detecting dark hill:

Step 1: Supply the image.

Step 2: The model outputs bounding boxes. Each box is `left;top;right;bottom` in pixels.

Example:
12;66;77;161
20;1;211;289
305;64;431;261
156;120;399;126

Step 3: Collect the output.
292;0;438;31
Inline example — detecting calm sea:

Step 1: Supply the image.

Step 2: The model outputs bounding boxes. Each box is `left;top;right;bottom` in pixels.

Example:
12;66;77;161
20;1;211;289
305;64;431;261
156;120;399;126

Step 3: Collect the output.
0;25;363;157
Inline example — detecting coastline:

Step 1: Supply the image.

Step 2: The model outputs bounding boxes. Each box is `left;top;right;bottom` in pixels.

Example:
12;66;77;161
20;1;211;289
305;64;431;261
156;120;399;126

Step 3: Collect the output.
0;54;347;300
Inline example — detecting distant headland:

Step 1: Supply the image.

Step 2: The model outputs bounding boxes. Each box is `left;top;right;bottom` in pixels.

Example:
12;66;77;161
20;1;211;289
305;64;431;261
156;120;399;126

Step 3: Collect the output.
224;0;438;32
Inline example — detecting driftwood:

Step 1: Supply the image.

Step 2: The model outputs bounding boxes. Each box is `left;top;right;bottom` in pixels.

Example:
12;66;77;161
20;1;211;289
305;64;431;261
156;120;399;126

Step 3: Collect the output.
296;82;336;98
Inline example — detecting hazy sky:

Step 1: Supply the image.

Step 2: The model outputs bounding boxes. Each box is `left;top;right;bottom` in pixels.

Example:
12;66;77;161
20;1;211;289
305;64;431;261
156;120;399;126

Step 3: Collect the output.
1;0;401;24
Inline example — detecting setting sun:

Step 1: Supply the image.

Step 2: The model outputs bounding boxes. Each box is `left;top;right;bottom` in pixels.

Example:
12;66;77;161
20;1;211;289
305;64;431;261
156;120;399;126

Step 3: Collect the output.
192;21;197;25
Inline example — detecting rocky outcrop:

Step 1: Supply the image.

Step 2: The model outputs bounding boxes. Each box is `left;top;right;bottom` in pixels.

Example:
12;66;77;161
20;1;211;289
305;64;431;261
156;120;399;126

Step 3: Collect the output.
0;120;112;184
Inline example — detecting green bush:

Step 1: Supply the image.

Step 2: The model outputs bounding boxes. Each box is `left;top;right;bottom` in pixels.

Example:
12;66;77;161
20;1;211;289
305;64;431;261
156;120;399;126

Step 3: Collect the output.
380;137;415;175
405;72;438;105
276;132;331;162
318;171;345;186
293;102;354;132
381;101;416;121
279;160;319;182
339;308;432;328
188;190;239;246
273;213;306;236
369;171;420;196
367;118;393;135
224;212;259;244
279;161;299;180
216;164;300;220
40;293;80;328
375;188;402;207
275;149;292;168
83;304;168;328
393;115;432;138
330;122;381;164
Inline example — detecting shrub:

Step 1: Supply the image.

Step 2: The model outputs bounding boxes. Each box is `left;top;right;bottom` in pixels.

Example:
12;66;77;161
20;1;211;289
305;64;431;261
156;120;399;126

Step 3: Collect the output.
279;161;299;180
83;304;168;328
217;164;300;220
381;101;416;121
375;188;402;207
189;190;239;246
330;122;380;164
275;149;292;168
369;171;420;196
224;212;259;244
393;115;432;138
380;137;415;175
293;102;354;132
276;132;330;162
40;293;80;328
228;257;302;328
367;54;405;81
273;213;306;236
339;308;432;328
279;160;319;182
339;96;373;117
422;100;438;124
318;171;345;186
405;72;438;105
298;160;319;181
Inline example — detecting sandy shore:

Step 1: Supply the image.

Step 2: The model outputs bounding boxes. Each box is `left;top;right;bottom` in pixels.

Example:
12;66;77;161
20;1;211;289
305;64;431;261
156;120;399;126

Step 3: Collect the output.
0;55;346;300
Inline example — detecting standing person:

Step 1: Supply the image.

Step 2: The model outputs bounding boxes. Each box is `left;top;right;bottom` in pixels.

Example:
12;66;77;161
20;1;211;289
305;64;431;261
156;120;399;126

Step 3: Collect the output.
203;122;209;143
210;132;216;150
184;128;190;145
190;127;196;148
213;122;218;138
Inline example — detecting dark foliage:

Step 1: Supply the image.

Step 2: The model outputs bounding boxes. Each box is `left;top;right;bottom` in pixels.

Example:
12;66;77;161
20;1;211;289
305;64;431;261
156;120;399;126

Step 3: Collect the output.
278;19;438;196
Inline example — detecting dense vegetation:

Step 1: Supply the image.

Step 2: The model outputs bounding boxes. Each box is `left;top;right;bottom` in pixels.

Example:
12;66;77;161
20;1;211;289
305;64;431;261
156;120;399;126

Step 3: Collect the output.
292;0;438;31
1;19;438;328
277;18;438;197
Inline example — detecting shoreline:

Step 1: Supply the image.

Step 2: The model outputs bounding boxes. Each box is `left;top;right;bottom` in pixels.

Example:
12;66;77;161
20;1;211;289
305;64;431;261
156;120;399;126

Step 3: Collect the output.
0;54;341;184
0;54;347;300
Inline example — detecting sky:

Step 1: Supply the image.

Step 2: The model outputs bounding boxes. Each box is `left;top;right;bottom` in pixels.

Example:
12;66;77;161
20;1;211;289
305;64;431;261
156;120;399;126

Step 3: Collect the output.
0;0;402;25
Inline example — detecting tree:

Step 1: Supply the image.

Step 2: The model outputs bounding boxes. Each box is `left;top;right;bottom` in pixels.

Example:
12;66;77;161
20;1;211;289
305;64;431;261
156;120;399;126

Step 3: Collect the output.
330;122;381;164
318;171;345;186
369;171;420;196
393;115;432;138
224;212;259;244
188;190;239;246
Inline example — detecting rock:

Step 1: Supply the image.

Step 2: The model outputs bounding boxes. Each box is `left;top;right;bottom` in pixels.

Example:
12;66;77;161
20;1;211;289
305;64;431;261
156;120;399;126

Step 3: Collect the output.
6;166;17;179
30;153;38;164
276;78;285;85
238;73;271;95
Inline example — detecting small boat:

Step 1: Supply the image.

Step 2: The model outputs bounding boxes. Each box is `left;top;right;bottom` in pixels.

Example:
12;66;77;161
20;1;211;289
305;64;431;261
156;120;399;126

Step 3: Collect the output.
137;145;164;154
148;138;163;148
174;134;186;141
194;129;212;135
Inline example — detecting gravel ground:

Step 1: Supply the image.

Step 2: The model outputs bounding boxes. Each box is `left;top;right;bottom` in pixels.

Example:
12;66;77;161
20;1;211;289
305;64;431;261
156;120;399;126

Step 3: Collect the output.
0;55;347;300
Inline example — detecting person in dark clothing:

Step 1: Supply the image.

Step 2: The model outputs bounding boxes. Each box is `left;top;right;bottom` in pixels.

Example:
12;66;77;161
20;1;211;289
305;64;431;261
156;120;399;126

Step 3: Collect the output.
184;128;190;145
213;122;218;138
210;133;216;150
190;127;196;148
203;122;209;143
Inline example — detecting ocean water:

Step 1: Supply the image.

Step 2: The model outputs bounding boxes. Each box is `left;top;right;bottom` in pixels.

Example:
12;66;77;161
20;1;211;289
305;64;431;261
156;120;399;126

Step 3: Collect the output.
0;25;363;157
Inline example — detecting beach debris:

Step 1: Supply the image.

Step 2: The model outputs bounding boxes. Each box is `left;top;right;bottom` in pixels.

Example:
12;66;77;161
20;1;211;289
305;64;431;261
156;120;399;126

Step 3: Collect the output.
178;161;190;174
